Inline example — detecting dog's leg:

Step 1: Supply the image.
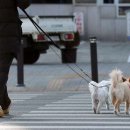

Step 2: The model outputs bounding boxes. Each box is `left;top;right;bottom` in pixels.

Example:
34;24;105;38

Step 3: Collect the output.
106;98;110;110
92;98;97;114
92;105;96;114
118;104;120;112
125;101;129;115
96;101;103;114
112;96;116;106
93;107;96;114
114;99;121;115
112;96;120;114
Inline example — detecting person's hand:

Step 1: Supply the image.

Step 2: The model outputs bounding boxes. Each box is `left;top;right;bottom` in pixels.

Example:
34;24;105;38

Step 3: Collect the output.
17;0;31;9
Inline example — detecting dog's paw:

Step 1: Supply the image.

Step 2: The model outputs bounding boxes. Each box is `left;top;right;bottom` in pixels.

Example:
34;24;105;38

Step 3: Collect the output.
93;108;96;114
114;111;117;115
107;106;110;110
114;111;119;115
126;112;129;115
96;112;100;114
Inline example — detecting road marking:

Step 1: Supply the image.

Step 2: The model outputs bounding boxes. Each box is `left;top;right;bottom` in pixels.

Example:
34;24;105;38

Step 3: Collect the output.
9;94;42;100
22;113;126;117
2;121;130;124
12;100;25;102
1;126;130;129
30;110;93;113
13;117;130;120
39;106;92;109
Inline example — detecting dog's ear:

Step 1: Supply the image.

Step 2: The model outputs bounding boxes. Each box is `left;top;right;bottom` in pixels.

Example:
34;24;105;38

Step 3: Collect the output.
122;77;127;82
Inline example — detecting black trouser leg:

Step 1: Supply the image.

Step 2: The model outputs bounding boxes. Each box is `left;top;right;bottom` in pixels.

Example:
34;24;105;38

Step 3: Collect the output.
0;53;14;110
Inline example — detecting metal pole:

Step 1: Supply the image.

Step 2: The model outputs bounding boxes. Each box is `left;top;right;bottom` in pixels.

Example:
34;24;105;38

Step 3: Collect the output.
90;37;98;82
16;39;25;87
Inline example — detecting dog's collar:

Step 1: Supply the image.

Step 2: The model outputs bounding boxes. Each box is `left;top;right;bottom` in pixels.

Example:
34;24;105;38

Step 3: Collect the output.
98;84;110;88
91;83;110;88
90;83;97;87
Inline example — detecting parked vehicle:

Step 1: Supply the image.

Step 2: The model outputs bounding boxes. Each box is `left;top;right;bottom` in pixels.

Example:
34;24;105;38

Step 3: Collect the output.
20;15;80;64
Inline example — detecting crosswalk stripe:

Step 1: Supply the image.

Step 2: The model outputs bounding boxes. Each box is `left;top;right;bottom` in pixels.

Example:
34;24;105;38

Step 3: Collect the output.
2;121;130;124
12;100;25;102
29;111;113;113
61;99;91;101
22;113;127;117
13;117;130;120
0;126;130;129
39;107;92;109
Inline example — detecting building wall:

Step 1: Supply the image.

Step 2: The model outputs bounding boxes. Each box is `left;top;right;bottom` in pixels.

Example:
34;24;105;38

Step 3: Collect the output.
74;5;127;41
22;4;127;41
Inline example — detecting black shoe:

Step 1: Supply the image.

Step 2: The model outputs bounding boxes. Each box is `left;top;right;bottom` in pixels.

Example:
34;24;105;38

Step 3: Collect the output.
2;98;11;115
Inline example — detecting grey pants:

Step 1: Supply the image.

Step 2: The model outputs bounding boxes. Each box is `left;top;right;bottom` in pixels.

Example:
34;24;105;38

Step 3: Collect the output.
0;53;16;110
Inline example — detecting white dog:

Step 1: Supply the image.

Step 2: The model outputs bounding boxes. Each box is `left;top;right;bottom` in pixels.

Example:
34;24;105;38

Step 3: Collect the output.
88;80;111;114
109;69;130;115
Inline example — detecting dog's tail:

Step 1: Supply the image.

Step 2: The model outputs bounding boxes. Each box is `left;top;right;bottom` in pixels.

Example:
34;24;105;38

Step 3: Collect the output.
109;69;123;88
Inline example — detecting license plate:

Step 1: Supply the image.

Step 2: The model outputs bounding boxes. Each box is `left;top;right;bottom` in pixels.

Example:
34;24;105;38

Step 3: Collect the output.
48;36;59;41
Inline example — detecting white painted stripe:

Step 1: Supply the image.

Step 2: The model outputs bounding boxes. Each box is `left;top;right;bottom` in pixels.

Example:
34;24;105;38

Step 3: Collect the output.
3;121;130;124
49;103;90;106
55;101;98;103
45;104;91;106
67;97;91;99
66;94;88;96
10;94;42;95
30;109;114;112
38;106;115;110
69;94;89;97
29;111;114;113
47;103;124;108
10;97;39;99
13;117;130;120
63;99;91;100
21;113;116;116
12;100;24;102
10;94;42;100
54;100;99;104
68;97;91;99
44;104;114;108
21;113;92;116
52;102;92;104
68;96;90;97
39;107;91;109
38;107;115;110
0;126;130;129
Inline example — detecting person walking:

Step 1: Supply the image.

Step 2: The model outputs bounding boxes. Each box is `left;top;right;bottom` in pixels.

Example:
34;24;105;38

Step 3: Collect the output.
0;0;30;117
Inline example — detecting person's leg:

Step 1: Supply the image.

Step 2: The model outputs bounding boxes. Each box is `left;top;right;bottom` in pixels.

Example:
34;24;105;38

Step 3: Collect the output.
0;53;14;112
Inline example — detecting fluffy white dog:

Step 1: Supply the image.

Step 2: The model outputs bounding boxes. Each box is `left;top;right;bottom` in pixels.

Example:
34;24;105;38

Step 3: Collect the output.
88;80;111;114
109;69;130;115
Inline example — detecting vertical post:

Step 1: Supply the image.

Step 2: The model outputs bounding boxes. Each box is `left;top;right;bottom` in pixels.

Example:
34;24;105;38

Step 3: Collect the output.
89;37;98;82
17;39;25;87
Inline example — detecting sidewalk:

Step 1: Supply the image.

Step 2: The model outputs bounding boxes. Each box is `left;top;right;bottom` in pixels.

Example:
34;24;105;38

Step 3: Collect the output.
8;41;130;92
